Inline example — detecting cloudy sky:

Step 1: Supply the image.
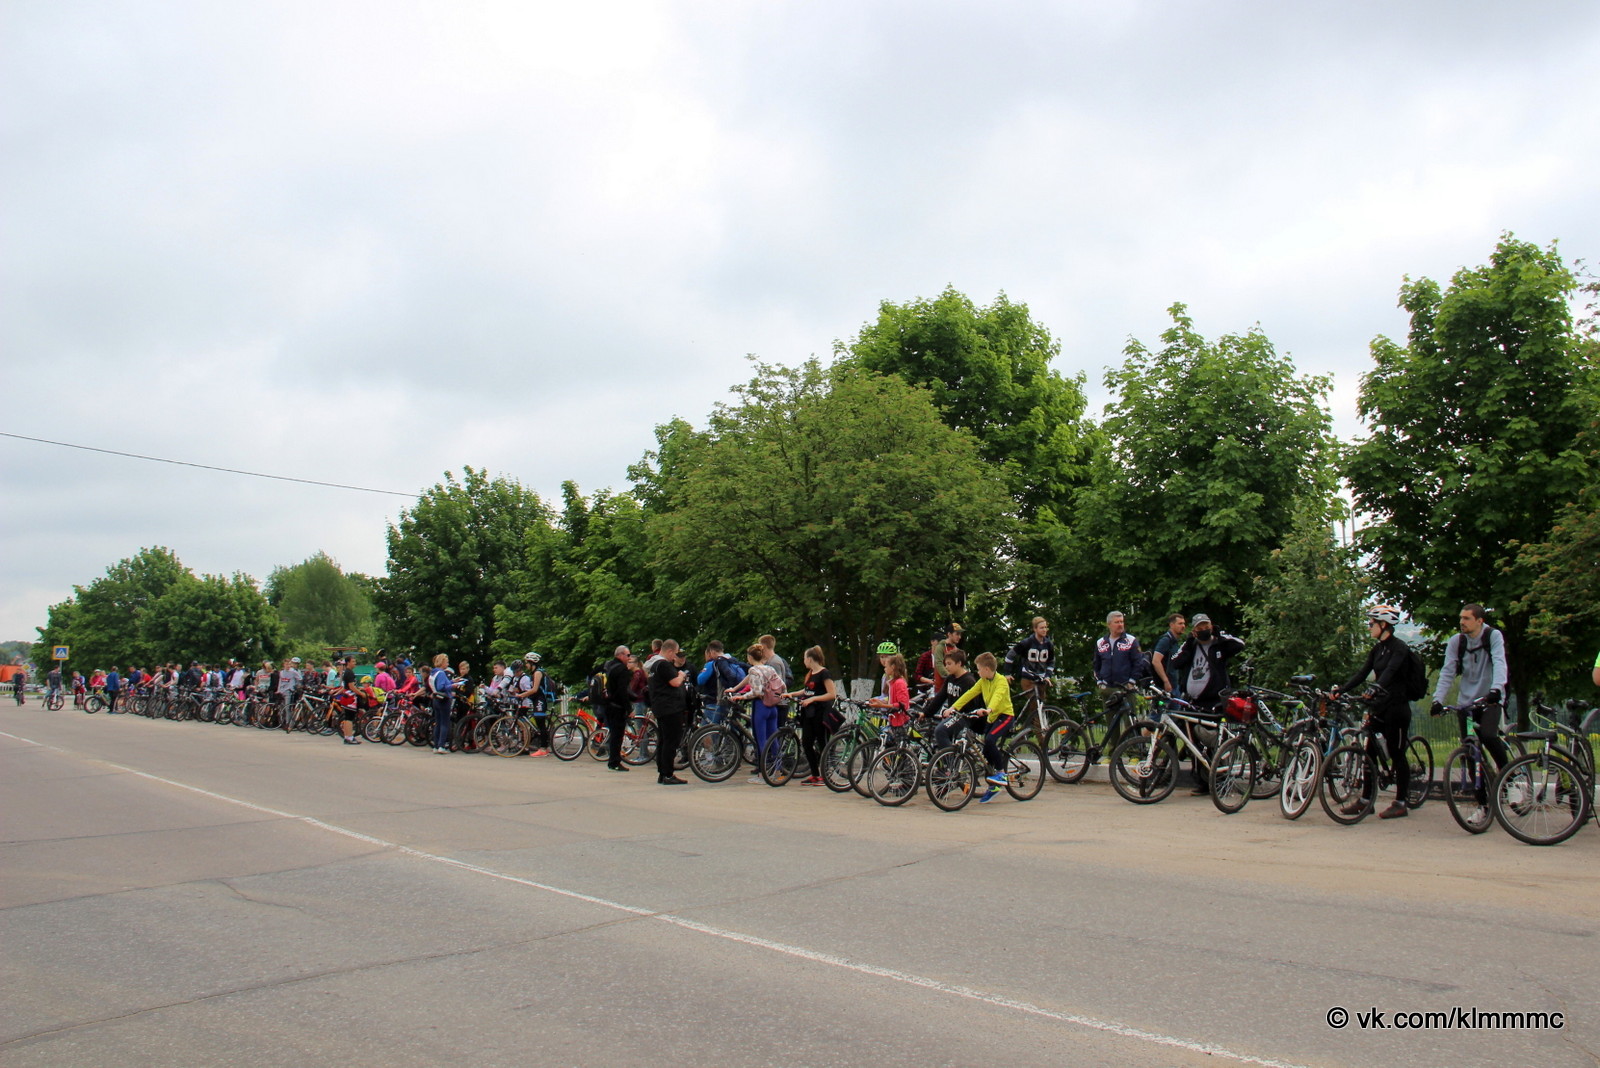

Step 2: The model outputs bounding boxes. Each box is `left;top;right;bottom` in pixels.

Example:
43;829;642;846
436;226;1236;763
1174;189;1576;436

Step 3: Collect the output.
3;0;1597;641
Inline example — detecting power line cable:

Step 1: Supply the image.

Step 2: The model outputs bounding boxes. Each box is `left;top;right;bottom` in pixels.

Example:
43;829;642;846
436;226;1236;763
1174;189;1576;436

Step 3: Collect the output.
0;431;418;498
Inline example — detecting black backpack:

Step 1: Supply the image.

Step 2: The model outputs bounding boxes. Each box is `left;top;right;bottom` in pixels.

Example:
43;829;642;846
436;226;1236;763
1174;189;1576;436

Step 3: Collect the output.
1399;640;1429;702
1454;625;1499;678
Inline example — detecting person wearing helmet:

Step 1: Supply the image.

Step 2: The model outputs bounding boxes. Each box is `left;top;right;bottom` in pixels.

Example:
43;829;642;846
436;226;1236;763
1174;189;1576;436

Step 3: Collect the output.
517;652;552;756
866;643;910;714
1333;605;1416;819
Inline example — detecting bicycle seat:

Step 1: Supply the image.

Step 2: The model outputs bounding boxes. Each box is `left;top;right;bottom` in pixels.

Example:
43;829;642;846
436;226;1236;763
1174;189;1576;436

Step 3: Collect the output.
1289;675;1315;686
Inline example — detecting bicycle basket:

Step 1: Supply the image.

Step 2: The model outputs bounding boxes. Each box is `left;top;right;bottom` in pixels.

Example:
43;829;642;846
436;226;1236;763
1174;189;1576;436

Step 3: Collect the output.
1223;693;1257;724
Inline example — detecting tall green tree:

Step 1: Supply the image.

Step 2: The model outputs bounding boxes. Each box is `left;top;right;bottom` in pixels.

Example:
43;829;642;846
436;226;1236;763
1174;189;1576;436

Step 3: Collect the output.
1240;504;1371;686
1346;235;1597;704
643;359;1011;678
266;552;376;647
139;572;284;665
31;547;188;670
1072;305;1339;629
844;289;1099;638
374;467;549;669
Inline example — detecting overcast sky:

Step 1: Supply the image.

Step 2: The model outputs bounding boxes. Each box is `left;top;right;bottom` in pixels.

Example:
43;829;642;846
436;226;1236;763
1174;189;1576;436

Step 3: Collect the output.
4;0;1598;642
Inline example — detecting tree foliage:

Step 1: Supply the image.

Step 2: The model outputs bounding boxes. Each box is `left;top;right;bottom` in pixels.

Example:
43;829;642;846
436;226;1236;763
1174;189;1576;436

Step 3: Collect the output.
639;360;1011;678
1513;412;1600;679
374;467;549;670
1072;305;1339;629
1346;235;1598;699
32;547;188;670
266;552;376;647
139;572;284;666
1240;504;1370;686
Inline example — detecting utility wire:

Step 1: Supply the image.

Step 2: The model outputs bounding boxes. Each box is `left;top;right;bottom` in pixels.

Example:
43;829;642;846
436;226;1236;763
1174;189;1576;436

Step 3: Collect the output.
0;431;418;498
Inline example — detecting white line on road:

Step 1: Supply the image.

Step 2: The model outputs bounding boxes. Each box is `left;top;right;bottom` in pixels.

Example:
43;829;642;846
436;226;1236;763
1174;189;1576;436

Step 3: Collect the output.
2;728;1310;1068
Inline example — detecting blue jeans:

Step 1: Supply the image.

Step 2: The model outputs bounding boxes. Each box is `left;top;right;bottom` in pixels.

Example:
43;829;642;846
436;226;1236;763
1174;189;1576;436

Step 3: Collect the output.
753;701;780;769
432;695;453;749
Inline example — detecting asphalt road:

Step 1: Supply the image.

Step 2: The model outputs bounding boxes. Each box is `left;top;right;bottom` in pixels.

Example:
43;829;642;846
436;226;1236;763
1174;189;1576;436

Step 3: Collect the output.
2;700;1596;1068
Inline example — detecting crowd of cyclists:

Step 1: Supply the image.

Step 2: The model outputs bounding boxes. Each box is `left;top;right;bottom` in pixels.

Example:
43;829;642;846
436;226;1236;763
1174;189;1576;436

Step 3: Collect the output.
11;603;1598;843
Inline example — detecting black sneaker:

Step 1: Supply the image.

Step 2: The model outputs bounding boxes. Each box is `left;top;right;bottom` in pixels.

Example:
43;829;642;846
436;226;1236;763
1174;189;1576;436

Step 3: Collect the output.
608;764;629;772
343;737;362;746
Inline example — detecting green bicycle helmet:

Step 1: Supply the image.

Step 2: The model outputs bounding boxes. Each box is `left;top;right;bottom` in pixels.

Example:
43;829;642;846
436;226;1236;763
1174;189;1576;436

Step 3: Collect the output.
875;641;899;656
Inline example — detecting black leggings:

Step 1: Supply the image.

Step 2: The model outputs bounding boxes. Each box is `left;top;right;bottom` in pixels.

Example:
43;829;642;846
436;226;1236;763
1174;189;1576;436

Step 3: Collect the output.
799;703;828;776
1368;716;1410;803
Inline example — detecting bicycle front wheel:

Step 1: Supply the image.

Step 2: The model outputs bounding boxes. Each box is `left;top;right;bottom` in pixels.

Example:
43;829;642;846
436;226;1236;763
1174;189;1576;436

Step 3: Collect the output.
1492;752;1589;846
1108;733;1178;804
1045;718;1089;783
687;725;740;782
1210;737;1257;815
1318;743;1375;825
820;732;860;793
867;748;919;807
925;748;980;811
1441;746;1492;834
1278;741;1320;821
84;694;104;714
759;727;801;787
549;716;588;760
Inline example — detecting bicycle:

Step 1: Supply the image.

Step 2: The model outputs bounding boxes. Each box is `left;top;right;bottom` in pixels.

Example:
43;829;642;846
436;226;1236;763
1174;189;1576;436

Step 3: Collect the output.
44;688;65;711
1316;689;1433;825
1052;682;1152;783
1276;679;1361;820
1108;696;1255;813
1007;676;1086;783
1439;697;1514;834
817;699;886;793
1492;745;1591;846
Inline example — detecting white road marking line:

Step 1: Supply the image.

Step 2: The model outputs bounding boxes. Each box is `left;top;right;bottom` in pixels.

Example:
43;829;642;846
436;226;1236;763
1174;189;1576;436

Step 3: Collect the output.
0;727;1308;1068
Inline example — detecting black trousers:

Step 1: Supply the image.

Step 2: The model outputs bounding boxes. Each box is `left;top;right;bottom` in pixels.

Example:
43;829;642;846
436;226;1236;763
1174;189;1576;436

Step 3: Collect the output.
656;712;684;778
604;704;629;767
1456;703;1511;772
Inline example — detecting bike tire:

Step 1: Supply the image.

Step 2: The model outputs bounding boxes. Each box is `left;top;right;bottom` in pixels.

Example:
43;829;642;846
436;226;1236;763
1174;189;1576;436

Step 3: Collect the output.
84;694;104;714
1404;735;1432;810
623;719;657;766
45;692;65;711
687;724;741;782
925;748;980;811
1046;718;1090;783
549;716;588;761
1318;743;1375;825
867;748;919;807
1492;752;1590;846
1108;733;1178;804
1249;732;1288;800
1441;746;1493;834
1003;739;1045;801
1210;737;1257;815
820;732;859;793
1278;741;1320;821
759;727;801;787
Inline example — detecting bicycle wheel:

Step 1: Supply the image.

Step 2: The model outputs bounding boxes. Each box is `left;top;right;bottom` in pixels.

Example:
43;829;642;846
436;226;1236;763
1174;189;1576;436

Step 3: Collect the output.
1003;739;1045;801
587;725;610;761
820;732;861;793
848;739;880;797
1492;752;1589;846
1209;737;1257;815
1046;718;1090;783
925;748;980;811
623;718;657;766
45;692;64;711
360;712;383;742
1441;746;1493;834
549;716;588;760
867;748;920;806
759;727;801;787
1278;741;1320;821
1108;733;1178;804
1318;743;1375;825
687;724;741;782
84;694;104;714
487;715;530;757
1404;736;1432;809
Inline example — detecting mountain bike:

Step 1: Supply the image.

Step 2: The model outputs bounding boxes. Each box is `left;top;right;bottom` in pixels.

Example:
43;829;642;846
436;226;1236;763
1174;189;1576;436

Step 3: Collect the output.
1108;697;1254;813
1316;692;1433;824
1440;698;1513;834
1053;682;1152;783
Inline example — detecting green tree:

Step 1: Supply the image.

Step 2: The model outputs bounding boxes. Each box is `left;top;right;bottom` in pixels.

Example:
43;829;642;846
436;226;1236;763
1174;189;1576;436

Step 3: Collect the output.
844;289;1100;639
139;572;284;665
1072;305;1339;629
266;552;376;647
1240;504;1371;686
374;467;549;669
642;359;1011;678
1346;235;1597;704
31;547;188;670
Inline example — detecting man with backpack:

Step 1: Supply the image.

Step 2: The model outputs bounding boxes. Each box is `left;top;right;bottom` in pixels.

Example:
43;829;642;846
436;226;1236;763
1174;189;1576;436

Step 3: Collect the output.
697;641;747;726
1430;603;1511;774
1332;604;1424;820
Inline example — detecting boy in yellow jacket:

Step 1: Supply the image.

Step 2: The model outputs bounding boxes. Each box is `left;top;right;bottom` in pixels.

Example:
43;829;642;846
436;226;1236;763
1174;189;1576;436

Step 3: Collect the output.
950;652;1016;802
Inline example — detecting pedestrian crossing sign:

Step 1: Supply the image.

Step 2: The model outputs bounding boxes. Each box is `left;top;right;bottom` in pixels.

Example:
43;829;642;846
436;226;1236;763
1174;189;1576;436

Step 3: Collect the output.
52;646;69;660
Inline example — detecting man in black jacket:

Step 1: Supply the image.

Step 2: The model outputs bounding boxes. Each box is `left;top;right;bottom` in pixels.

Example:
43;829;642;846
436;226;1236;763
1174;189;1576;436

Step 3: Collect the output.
1168;614;1246;794
1333;605;1414;820
648;640;689;785
601;646;634;772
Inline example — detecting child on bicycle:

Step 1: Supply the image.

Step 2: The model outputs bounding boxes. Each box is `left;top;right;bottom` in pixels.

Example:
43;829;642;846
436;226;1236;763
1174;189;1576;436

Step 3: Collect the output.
924;648;983;749
949;652;1016;800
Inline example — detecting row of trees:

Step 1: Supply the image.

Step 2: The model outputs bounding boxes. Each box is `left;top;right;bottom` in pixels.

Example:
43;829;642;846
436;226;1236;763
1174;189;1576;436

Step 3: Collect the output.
31;235;1599;705
31;549;378;672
